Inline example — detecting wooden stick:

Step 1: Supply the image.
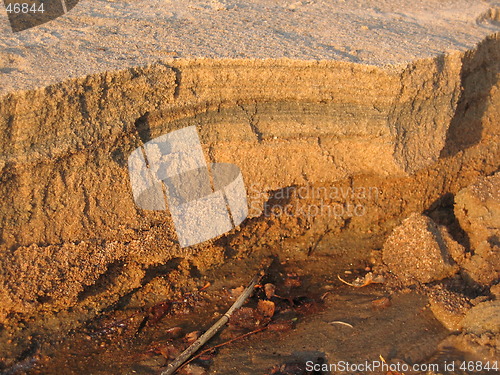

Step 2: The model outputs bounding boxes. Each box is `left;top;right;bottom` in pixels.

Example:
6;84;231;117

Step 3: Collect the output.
179;326;268;371
160;261;270;375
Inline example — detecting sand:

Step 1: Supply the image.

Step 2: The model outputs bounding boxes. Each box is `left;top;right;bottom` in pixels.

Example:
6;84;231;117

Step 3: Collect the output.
0;0;500;371
1;0;500;93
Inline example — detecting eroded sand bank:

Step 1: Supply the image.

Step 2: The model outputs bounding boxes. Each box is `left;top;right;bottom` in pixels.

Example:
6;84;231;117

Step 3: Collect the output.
0;0;499;372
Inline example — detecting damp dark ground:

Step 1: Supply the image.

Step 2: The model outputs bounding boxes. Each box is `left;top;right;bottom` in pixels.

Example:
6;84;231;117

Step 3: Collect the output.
7;232;493;375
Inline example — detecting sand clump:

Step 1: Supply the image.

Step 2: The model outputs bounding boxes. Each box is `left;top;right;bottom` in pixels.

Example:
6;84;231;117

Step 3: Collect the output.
491;284;500;299
382;173;500;357
455;172;500;249
383;172;500;289
444;300;500;360
382;213;463;284
427;285;472;331
0;0;499;367
455;172;500;287
462;300;500;335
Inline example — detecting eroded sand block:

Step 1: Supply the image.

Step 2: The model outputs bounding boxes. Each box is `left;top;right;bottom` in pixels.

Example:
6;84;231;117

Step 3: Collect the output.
455;172;500;249
462;300;500;335
455;172;500;286
382;213;462;284
0;0;500;358
428;286;472;332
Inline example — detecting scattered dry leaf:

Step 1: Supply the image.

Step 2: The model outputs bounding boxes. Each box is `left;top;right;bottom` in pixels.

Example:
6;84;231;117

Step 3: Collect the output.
338;272;385;287
230;286;245;298
267;321;294;332
185;331;200;344
266;362;306;374
264;283;276;299
164;326;183;338
257;300;276;318
292;296;319;315
150;343;180;360
372;297;391;310
147;302;172;325
229;307;257;329
181;363;207;375
197;352;215;361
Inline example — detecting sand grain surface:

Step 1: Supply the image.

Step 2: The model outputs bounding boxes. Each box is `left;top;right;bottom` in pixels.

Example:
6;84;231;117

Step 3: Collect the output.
1;0;500;93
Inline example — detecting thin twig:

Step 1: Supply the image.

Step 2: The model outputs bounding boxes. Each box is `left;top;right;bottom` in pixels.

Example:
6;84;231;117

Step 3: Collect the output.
179;326;268;371
337;274;358;287
307;227;331;256
329;321;354;328
160;260;271;375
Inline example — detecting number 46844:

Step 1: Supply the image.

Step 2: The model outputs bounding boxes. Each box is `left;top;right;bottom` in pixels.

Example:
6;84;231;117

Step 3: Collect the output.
459;361;499;372
6;3;45;13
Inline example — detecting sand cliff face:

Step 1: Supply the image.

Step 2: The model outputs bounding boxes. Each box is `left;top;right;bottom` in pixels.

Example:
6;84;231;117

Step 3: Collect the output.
0;33;499;330
0;35;498;249
0;8;500;365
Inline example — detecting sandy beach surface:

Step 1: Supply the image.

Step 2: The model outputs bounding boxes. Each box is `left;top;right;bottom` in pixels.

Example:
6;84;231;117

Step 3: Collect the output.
1;0;500;93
